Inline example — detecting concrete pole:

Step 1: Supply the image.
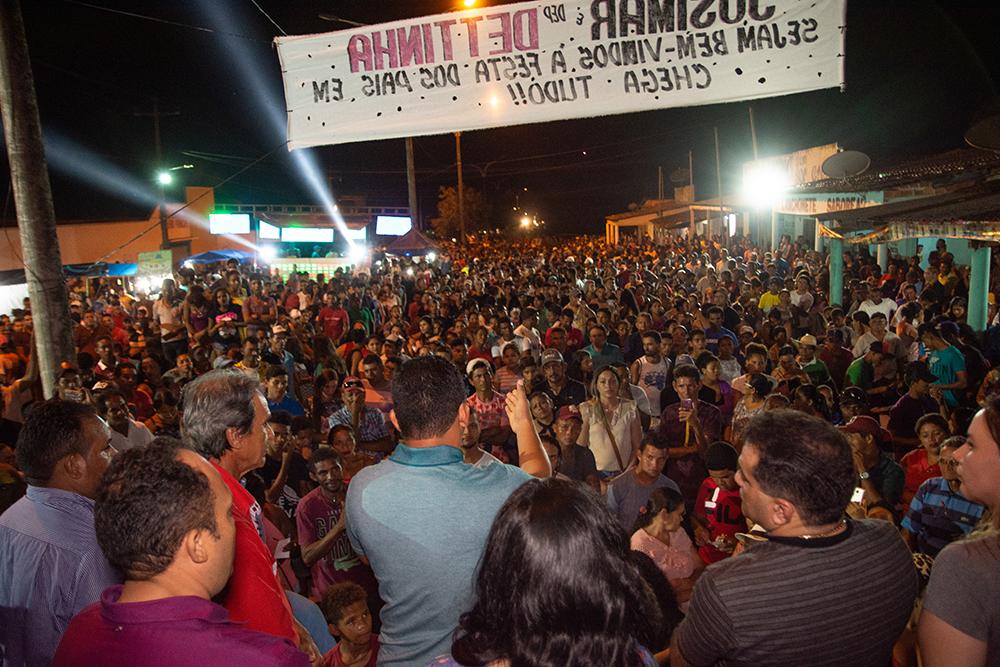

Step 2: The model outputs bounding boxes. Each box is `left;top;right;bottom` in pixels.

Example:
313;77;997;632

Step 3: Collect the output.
405;136;419;231
877;244;889;273
829;237;845;306
770;209;779;251
454;131;465;245
0;0;75;397
968;245;991;331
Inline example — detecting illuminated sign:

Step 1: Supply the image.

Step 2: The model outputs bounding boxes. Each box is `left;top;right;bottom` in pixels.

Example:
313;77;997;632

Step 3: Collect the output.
209;213;251;235
281;226;334;243
342;226;367;242
258;219;281;239
375;215;411;236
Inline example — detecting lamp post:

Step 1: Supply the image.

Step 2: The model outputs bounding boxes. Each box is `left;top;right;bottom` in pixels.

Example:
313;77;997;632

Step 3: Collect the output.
155;164;193;250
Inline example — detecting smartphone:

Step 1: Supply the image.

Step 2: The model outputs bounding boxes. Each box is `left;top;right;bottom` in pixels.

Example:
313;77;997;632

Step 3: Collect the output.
851;487;865;504
680;398;693;410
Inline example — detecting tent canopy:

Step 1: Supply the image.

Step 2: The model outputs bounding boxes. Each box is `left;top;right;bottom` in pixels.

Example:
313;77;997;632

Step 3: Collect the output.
184;249;254;264
385;228;438;256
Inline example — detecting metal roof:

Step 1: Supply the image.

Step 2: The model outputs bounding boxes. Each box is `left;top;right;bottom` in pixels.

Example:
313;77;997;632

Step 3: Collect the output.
790;148;1000;194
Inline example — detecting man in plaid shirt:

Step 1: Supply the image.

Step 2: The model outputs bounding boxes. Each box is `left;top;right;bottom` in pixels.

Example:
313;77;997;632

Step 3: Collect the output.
329;376;395;455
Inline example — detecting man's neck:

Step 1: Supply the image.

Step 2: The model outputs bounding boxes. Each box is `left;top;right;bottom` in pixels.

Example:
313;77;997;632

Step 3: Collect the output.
476;388;495;401
111;421;130;436
320;485;344;504
462;446;486;465
633;467;657;485
117;575;208;604
767;516;846;540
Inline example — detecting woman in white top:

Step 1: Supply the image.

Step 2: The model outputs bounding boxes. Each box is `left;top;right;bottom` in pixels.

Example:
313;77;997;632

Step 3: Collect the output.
578;366;641;475
630;487;704;612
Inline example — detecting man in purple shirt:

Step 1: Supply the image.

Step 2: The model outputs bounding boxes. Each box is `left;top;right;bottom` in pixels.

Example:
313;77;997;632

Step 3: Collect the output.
52;439;309;667
0;400;121;667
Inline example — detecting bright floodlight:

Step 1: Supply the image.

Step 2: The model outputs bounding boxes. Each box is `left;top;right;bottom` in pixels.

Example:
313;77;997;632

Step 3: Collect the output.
405;267;415;277
258;246;277;262
520;215;531;227
157;171;173;186
463;0;476;7
743;164;790;208
427;251;437;262
348;244;368;263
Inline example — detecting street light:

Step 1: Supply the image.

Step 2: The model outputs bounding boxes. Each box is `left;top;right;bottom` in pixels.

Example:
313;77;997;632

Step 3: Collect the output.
742;163;790;250
520;215;531;227
157;171;173;186
155;164;194;250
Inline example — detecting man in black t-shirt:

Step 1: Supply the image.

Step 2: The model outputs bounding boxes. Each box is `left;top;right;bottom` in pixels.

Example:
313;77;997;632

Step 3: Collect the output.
541;349;586;409
244;410;311;519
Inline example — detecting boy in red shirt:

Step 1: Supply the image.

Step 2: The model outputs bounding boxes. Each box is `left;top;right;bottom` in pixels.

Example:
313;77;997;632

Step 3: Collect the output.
692;442;746;564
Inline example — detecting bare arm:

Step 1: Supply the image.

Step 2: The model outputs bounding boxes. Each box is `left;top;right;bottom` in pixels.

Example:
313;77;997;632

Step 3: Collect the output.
918;610;987;667
506;383;551;479
300;511;346;567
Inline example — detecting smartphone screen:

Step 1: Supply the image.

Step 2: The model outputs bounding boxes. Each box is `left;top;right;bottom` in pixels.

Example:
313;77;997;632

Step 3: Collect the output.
851;487;865;504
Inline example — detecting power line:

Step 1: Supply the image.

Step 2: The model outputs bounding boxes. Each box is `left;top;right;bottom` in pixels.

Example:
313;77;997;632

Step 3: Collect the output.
247;0;286;36
59;0;269;43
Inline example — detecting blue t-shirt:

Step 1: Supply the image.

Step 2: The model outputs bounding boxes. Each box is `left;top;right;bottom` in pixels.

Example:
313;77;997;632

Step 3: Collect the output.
267;395;305;417
928;344;966;407
346;444;531;667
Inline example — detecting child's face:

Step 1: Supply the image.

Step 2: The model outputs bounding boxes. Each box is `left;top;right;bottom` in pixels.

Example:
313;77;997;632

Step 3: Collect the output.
331;600;373;646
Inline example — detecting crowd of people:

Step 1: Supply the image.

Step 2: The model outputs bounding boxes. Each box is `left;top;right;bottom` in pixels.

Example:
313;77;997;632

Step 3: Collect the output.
1;231;1000;666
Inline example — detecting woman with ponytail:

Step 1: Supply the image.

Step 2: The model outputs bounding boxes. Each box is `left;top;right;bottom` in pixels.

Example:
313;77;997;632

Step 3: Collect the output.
630;487;704;611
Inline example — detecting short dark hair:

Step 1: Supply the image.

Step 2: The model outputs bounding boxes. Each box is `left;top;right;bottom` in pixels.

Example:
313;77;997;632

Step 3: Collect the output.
94;389;127;417
745;342;768;360
326;423;355;446
16;400;100;484
268;410;293;427
182;370;262;460
915;413;948;435
391;356;467;439
308;447;342;473
321;582;368;625
742;409;854;525
362;354;382;367
641;330;661;343
673;364;701;383
264;364;288;380
95;438;218;580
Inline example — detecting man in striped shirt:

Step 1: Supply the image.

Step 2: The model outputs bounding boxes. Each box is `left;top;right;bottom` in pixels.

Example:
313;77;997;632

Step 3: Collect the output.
902;438;985;557
671;410;917;667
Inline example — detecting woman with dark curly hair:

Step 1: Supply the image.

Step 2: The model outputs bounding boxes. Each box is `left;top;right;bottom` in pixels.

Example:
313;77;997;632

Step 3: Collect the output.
435;477;663;667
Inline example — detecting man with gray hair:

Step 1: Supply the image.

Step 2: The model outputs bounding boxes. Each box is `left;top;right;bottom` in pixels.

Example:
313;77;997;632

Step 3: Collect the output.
181;371;301;646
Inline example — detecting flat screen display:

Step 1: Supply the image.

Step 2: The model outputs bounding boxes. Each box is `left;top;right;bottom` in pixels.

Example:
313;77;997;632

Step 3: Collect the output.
258;219;280;239
281;227;334;243
209;213;251;235
375;215;411;236
342;226;367;242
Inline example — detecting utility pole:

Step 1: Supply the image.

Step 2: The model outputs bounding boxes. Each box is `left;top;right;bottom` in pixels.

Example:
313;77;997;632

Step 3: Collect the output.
714;126;726;245
134;99;179;249
0;0;76;397
455;131;465;246
405;136;419;231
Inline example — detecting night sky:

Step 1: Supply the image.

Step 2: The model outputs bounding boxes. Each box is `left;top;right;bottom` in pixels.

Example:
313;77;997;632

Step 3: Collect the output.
2;0;999;235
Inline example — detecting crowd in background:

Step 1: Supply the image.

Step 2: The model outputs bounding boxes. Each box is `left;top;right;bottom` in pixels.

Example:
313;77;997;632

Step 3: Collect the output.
2;231;1000;666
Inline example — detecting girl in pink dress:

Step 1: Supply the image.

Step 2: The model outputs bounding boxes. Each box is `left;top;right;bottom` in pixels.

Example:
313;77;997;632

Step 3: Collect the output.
631;487;704;611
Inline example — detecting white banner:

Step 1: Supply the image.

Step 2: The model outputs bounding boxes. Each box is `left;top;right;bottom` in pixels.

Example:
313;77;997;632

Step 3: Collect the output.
276;0;846;149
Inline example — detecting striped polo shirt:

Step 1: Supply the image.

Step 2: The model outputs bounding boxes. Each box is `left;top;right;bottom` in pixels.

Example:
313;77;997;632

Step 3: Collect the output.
902;476;985;557
675;519;918;666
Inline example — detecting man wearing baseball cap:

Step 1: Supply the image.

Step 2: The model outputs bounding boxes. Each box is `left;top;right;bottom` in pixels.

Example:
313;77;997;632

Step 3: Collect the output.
919;322;968;408
540;348;586;409
839;415;904;509
844;341;885;399
793;334;832;387
887;362;941;452
552;404;599;490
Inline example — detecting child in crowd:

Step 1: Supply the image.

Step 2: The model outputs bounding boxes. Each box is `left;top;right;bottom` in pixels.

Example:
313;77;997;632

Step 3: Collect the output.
321;583;379;667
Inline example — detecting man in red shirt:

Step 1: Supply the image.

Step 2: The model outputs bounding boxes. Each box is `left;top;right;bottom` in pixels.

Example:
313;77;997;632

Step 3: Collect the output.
296;449;377;602
181;370;312;654
316;293;350;344
692;442;745;564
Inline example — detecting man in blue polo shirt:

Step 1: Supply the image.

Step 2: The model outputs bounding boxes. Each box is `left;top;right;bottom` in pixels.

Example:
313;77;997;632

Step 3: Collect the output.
345;357;550;667
583;323;624;370
902;437;985;557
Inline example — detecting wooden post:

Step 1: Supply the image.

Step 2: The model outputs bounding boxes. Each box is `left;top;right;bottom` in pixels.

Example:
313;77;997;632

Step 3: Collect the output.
405;136;419;231
455;131;465;245
0;0;76;397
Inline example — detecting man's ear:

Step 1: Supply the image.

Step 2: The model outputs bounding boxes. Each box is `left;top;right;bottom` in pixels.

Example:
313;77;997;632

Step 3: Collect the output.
225;426;243;454
771;497;798;528
389;409;400;432
63;452;86;481
184;529;210;566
